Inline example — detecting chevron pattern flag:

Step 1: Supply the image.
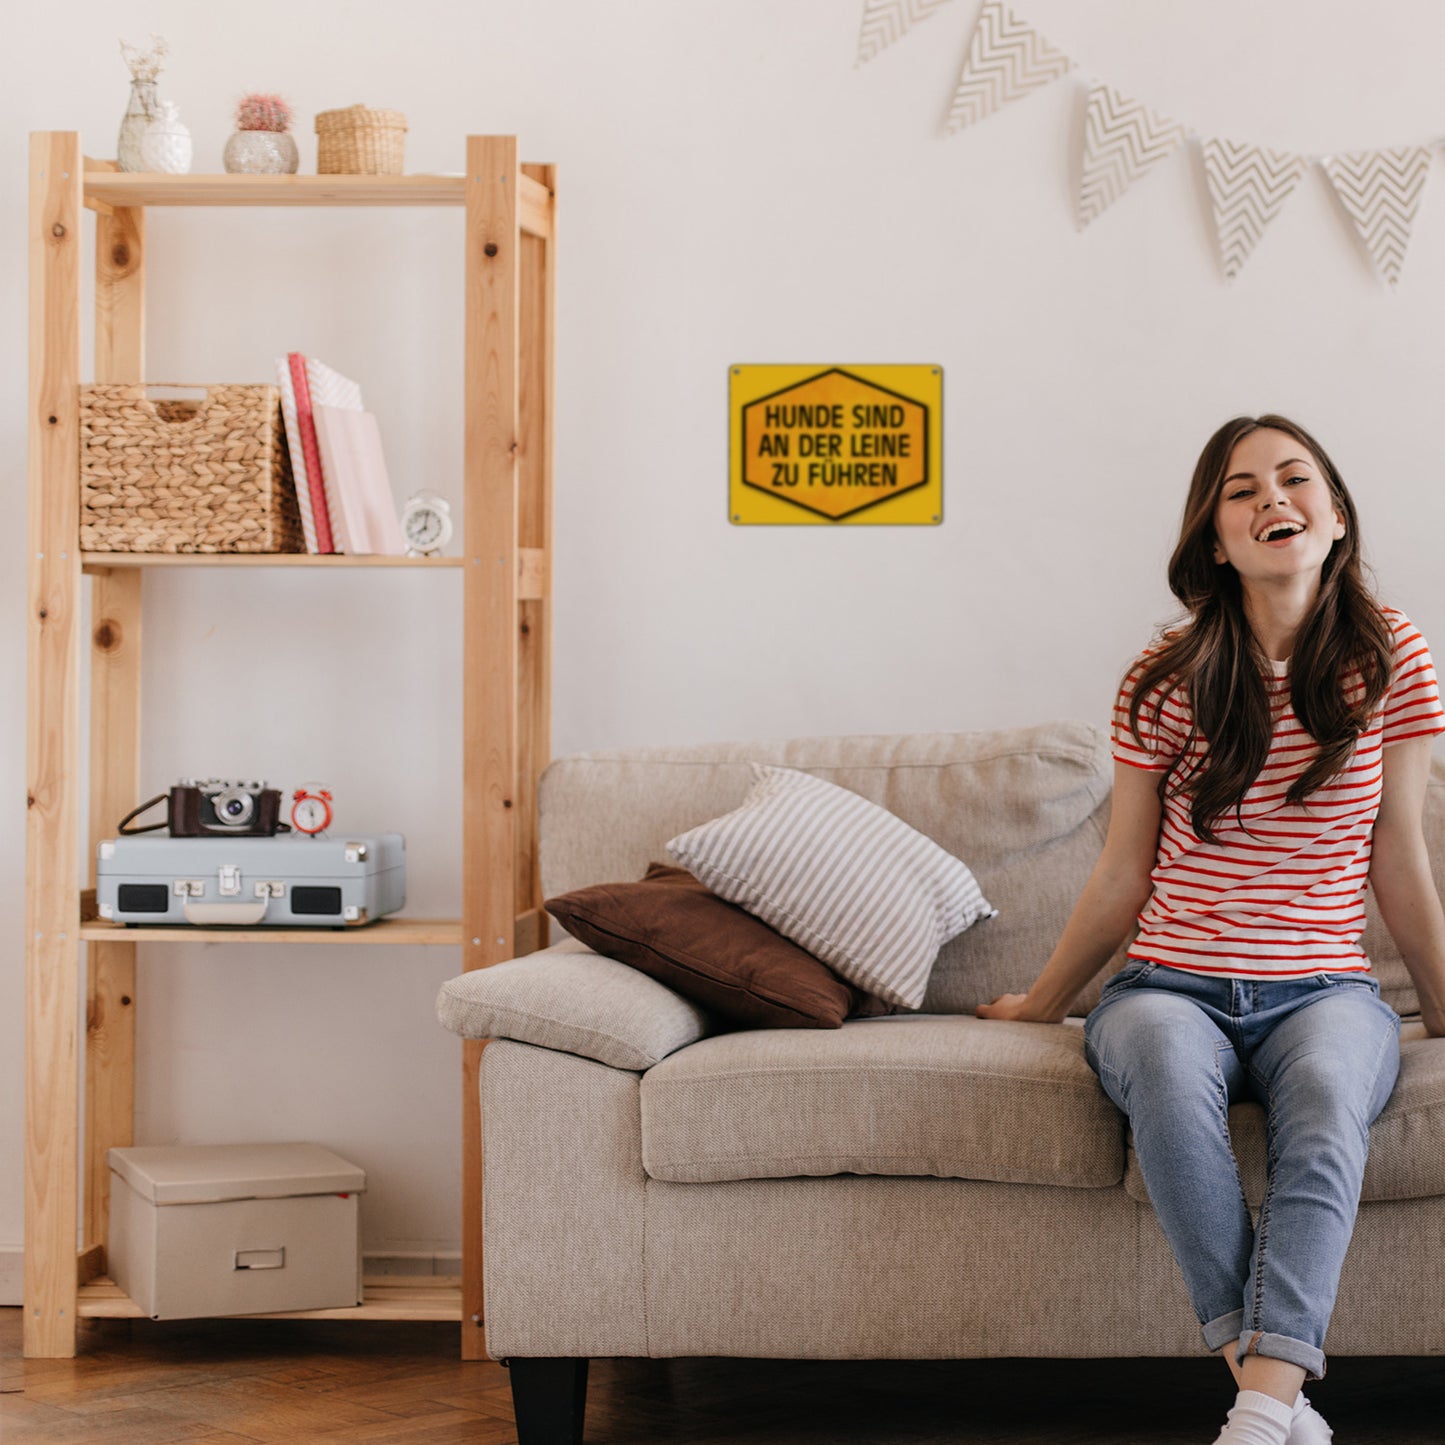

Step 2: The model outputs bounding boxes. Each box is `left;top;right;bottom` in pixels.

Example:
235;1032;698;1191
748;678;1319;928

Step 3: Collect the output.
1077;82;1189;228
1320;147;1433;288
856;0;954;66
945;0;1072;132
1201;139;1307;281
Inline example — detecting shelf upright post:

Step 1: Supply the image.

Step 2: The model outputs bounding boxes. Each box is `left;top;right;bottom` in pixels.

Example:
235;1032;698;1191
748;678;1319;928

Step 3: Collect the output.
25;130;85;1359
516;163;556;952
84;161;146;1271
461;135;522;1359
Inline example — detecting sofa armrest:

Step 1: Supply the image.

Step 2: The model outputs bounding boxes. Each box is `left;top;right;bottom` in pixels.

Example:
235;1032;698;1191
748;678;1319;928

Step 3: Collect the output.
436;939;711;1071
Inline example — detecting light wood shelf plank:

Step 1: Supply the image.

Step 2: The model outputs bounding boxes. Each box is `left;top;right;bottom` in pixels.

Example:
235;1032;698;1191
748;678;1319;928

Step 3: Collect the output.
79;917;466;945
81;547;547;598
81;169;554;238
82;552;464;570
86;172;468;208
77;1276;464;1322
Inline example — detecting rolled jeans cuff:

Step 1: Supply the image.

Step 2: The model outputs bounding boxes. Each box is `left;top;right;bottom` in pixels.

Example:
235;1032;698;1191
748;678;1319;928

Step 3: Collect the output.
1233;1329;1327;1382
1203;1309;1245;1353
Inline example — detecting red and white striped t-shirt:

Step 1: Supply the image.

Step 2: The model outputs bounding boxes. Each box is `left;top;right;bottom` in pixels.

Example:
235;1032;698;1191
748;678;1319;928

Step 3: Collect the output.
1112;606;1445;979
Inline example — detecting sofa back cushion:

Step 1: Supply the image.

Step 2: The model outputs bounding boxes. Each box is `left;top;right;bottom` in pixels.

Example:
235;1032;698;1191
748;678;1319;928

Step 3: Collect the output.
540;722;1118;1015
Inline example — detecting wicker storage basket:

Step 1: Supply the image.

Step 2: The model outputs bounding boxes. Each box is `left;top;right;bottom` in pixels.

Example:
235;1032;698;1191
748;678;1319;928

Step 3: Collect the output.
315;104;407;175
80;384;305;554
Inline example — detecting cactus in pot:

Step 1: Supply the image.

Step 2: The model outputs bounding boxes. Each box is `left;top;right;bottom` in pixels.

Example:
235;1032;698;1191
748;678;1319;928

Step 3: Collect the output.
224;92;299;174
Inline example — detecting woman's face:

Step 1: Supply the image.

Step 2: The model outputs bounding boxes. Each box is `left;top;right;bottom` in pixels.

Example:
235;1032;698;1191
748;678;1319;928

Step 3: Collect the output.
1210;428;1345;587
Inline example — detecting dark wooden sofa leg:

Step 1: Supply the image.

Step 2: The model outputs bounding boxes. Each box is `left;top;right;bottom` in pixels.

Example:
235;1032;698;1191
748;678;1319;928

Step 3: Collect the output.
507;1357;590;1444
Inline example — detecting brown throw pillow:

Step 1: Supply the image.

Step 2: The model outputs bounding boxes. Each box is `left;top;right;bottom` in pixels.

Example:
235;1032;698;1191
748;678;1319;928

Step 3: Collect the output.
545;863;894;1029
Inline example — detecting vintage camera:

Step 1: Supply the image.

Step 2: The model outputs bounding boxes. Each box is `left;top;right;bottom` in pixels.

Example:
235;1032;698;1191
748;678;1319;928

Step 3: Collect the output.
174;779;285;836
118;779;288;837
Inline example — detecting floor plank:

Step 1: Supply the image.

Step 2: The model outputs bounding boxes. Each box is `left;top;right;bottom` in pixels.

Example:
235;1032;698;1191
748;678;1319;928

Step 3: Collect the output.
3;1308;1444;1442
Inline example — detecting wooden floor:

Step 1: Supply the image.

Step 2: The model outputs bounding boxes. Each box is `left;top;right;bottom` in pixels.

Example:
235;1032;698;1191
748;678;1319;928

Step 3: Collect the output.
3;1308;1444;1443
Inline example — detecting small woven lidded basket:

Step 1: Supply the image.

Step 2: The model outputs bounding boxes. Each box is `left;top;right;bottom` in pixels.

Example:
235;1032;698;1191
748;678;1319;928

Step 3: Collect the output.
80;384;304;554
315;104;407;175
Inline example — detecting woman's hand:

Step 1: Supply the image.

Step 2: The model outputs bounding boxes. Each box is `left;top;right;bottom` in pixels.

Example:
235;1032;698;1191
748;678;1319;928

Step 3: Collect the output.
975;993;1056;1023
974;761;1160;1028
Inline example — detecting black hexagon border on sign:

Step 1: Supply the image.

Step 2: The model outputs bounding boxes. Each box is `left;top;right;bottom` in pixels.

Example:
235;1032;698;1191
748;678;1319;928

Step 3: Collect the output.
739;367;932;521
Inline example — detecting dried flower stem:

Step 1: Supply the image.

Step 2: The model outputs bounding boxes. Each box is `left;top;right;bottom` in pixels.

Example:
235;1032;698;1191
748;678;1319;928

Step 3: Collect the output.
119;34;168;83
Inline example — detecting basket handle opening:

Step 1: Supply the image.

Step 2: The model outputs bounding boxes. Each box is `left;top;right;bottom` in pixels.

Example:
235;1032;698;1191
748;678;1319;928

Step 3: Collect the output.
137;385;212;424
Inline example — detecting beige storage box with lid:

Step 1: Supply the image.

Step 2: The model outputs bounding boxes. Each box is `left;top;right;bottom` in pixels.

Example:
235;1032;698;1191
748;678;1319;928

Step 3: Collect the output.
107;1142;365;1320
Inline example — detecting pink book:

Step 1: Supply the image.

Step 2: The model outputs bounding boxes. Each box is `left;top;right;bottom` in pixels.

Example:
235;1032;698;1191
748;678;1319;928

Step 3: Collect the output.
312;405;406;556
288;352;335;553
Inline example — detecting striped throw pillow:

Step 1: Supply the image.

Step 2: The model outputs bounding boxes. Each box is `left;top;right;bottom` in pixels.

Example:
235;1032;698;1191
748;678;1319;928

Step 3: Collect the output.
666;766;996;1010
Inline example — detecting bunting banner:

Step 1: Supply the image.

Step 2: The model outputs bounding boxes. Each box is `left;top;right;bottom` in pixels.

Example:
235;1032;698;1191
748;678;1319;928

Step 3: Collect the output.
1201;139;1308;282
1077;83;1189;229
945;0;1071;132
1319;147;1433;289
864;1;1443;285
856;0;955;67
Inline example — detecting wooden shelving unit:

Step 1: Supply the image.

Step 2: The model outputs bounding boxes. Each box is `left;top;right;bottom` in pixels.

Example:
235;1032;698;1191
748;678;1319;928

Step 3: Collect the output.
25;133;556;1359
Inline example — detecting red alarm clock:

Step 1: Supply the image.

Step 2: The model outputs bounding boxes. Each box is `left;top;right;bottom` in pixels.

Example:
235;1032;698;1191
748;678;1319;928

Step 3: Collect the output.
290;785;333;836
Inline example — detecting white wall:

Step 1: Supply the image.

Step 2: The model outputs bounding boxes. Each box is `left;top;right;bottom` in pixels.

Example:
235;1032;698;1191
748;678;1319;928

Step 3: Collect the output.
5;0;1445;1277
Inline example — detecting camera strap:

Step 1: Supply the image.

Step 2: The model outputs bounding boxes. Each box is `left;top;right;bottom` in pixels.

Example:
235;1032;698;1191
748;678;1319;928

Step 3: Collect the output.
117;793;172;835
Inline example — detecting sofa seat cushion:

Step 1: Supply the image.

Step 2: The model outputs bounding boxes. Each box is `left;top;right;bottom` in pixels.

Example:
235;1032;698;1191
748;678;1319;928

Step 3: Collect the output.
1124;1019;1445;1207
639;1015;1124;1187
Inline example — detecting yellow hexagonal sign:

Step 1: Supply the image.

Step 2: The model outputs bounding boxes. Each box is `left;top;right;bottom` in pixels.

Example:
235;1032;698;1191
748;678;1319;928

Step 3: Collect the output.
730;365;942;524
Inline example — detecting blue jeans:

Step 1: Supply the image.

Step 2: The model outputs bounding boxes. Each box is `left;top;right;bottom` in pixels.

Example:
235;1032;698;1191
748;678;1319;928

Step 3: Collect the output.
1083;960;1401;1381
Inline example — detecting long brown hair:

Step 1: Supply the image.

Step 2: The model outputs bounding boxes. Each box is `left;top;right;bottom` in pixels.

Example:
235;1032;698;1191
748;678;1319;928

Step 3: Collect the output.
1128;414;1393;843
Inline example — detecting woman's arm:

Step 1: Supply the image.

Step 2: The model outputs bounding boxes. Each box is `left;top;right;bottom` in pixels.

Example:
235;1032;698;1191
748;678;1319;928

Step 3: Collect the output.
1369;734;1445;1038
976;760;1162;1024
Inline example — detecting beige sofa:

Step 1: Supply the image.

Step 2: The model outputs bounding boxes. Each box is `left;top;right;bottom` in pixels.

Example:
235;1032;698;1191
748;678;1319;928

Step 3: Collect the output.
437;722;1445;1443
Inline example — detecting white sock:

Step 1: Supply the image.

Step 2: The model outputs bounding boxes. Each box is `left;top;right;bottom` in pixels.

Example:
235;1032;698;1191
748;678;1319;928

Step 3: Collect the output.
1212;1388;1295;1445
1288;1391;1334;1444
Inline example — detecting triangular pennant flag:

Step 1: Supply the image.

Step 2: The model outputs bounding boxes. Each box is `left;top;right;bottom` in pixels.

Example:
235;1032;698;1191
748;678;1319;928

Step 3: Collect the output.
1077;82;1189;229
856;0;954;67
1201;139;1307;281
1319;147;1432;288
945;0;1072;132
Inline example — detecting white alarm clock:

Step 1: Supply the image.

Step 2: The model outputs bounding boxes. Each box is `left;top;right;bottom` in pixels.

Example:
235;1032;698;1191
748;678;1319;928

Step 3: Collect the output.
401;491;454;557
290;784;333;836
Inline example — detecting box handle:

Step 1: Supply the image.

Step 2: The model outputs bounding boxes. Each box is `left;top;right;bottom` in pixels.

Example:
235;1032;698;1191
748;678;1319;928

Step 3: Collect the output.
234;1247;286;1271
183;900;269;926
133;385;214;428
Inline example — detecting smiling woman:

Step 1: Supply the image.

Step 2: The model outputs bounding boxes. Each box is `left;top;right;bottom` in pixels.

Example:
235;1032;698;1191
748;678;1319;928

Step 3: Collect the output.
977;412;1445;1445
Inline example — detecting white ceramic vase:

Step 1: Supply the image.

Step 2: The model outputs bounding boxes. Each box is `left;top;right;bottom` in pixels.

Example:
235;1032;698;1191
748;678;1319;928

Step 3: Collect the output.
223;129;299;175
141;101;192;175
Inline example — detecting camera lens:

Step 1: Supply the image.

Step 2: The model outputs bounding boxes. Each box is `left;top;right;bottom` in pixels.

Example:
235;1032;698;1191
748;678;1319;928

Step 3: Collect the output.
214;788;254;826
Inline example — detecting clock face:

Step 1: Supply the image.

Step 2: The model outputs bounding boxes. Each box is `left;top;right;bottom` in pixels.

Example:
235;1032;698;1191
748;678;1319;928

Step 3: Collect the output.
405;508;443;548
291;796;331;834
402;493;453;555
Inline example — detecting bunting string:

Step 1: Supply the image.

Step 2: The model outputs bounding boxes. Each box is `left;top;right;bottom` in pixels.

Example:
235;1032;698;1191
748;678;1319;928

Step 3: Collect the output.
857;0;1442;285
